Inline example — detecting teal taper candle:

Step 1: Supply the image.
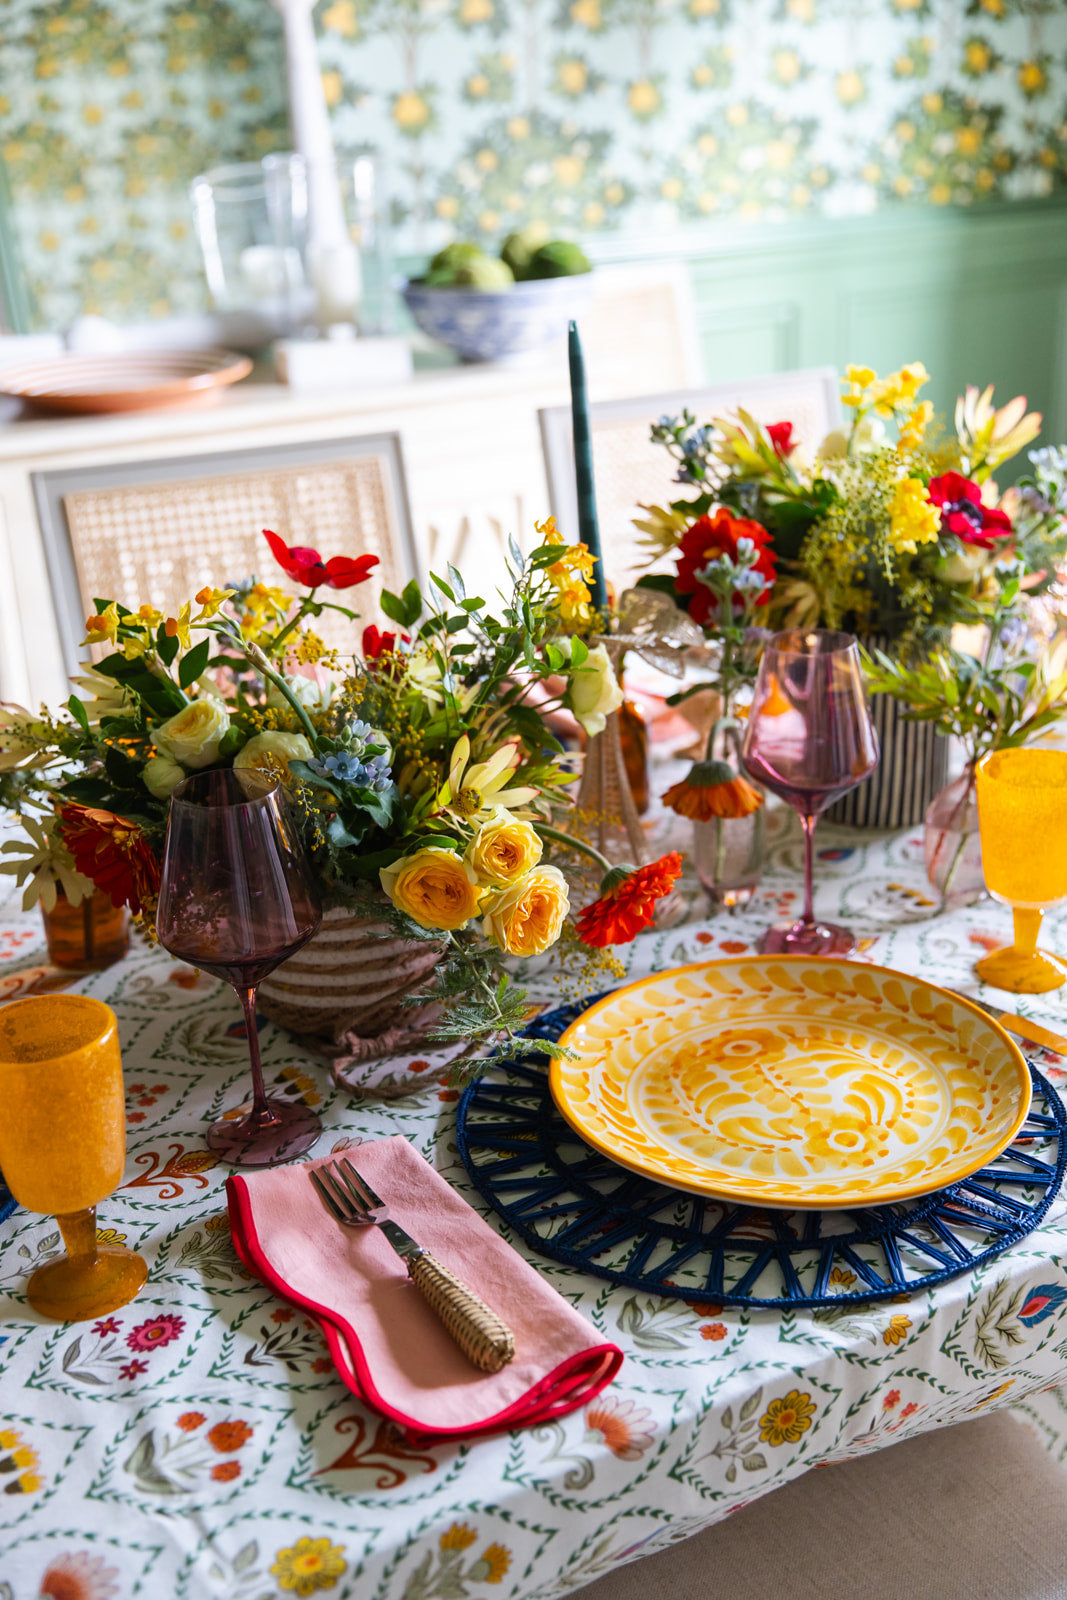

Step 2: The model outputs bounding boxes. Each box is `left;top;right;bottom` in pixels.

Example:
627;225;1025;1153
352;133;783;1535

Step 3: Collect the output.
568;320;609;614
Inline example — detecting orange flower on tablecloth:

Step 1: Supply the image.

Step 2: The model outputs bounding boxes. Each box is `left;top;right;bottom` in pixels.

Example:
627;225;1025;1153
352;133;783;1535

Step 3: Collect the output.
478;1544;512;1583
59;802;161;915
662;761;762;822
700;1323;727;1341
207;1419;253;1453
440;1523;479;1552
584;1395;656;1460
177;1412;205;1432
37;1552;120;1600
211;1460;241;1482
758;1389;817;1446
883;1390;901;1411
575;852;683;947
883;1314;912;1347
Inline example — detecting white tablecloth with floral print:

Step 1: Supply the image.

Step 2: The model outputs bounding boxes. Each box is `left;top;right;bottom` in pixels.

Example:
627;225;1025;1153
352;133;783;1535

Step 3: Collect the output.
4;798;1067;1600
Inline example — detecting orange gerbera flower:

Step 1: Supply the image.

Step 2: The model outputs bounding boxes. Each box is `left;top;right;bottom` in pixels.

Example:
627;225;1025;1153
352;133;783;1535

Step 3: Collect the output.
575;852;683;947
662;760;763;821
59;803;161;915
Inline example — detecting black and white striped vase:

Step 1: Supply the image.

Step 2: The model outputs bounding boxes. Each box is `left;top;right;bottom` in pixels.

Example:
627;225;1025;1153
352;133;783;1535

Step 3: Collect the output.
826;636;948;830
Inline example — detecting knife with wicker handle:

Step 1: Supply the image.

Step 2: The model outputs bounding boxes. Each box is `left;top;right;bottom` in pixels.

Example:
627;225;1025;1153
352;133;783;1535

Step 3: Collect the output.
310;1157;516;1374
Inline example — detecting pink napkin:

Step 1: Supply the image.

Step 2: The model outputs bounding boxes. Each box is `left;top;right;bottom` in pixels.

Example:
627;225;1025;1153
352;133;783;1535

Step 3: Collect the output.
226;1137;623;1442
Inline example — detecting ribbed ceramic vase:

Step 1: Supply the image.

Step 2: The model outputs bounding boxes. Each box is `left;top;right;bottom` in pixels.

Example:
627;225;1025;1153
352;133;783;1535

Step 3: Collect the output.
256;904;446;1096
825;635;948;829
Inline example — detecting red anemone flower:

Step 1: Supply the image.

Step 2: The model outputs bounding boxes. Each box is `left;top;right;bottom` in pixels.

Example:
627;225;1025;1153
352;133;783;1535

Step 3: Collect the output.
766;421;795;459
362;624;407;660
575;853;684;947
926;472;1013;549
59;803;161;915
674;509;776;626
263;529;379;590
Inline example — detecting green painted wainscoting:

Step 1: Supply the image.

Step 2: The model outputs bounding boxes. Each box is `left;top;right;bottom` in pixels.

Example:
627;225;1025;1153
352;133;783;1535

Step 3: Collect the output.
580;196;1067;450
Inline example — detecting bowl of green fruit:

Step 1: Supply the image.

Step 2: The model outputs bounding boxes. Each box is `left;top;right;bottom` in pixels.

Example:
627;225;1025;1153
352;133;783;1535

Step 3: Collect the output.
402;227;593;363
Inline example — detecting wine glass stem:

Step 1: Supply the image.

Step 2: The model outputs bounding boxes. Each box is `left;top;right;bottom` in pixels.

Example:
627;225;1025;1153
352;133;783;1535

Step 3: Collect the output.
57;1206;98;1268
239;986;270;1118
800;812;817;929
1013;906;1043;957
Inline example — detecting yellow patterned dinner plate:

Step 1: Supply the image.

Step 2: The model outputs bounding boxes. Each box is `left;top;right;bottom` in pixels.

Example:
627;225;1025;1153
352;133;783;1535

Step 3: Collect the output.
550;958;1031;1209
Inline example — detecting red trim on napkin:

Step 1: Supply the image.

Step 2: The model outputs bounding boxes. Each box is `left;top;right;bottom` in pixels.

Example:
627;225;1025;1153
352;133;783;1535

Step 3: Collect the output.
226;1137;623;1443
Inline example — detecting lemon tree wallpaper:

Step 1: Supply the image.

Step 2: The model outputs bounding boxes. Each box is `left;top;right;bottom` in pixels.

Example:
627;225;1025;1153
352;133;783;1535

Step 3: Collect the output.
1;0;1067;330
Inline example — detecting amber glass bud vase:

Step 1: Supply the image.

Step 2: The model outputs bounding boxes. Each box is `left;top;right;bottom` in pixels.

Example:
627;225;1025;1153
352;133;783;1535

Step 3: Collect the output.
41;890;129;972
618;698;650;816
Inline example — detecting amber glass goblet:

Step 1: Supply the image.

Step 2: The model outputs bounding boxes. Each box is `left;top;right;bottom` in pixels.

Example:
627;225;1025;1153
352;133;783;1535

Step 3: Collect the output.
155;769;323;1167
0;994;148;1321
975;747;1067;993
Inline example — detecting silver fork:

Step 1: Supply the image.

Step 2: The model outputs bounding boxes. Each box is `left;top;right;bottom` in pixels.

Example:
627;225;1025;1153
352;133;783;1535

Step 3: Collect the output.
310;1156;516;1374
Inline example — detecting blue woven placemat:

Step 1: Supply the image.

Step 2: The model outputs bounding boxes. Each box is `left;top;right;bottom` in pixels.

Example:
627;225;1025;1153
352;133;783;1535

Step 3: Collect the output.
457;994;1067;1309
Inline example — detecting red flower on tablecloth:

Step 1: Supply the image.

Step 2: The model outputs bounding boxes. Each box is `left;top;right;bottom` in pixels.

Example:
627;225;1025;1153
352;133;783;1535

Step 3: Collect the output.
207;1419;253;1453
211;1460;241;1483
575;853;683;947
118;1360;148;1380
59;803;161;915
927;472;1013;549
767;421;796;458
585;1395;656;1460
125;1314;184;1352
37;1550;120;1600
883;1390;901;1411
92;1318;120;1338
674;508;776;625
177;1412;205;1432
900;1402;919;1419
264;529;379;591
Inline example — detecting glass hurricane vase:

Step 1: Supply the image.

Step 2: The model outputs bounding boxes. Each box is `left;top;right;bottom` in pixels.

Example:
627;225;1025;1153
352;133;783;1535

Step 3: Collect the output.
924;767;984;908
691;722;766;911
41;889;129;972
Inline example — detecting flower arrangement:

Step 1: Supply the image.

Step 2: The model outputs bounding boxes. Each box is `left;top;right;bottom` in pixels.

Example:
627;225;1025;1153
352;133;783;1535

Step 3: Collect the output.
0;525;680;1066
637;363;1067;657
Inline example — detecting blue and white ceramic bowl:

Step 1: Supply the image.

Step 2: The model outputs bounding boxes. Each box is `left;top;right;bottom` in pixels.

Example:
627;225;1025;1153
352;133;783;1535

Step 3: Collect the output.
402;273;594;363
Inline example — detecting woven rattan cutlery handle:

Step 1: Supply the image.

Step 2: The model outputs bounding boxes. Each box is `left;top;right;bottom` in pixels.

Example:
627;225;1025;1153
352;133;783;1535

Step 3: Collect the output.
407;1252;516;1373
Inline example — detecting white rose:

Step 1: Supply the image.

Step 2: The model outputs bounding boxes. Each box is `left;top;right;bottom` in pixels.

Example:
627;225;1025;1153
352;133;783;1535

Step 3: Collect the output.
142;755;186;799
567;643;625;737
267;674;335;715
152;697;231;769
233;730;313;785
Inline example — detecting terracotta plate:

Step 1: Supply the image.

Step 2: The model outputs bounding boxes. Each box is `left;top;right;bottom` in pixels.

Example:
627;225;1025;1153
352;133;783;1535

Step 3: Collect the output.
0;349;253;414
550;957;1031;1208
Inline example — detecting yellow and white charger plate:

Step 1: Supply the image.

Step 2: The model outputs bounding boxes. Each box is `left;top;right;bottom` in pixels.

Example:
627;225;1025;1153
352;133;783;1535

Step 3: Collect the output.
550;958;1031;1209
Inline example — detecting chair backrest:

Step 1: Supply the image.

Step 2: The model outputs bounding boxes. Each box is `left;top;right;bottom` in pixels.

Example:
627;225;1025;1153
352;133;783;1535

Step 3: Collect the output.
33;431;417;675
539;367;840;595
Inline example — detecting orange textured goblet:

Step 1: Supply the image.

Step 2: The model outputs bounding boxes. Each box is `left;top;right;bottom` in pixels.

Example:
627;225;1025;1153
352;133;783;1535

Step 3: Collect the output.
0;994;147;1320
975;747;1067;994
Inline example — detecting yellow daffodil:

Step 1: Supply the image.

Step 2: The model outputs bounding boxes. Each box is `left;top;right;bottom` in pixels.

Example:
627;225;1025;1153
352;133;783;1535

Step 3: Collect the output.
123;633;149;660
897;399;933;454
194;585;236;620
537;515;597;630
889;476;940;553
137;603;162;627
164;602;192;650
81;602;121;647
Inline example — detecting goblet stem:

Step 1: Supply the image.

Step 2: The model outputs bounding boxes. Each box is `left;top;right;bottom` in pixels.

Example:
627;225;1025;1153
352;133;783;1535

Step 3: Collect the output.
1013;906;1043;958
57;1206;99;1269
238;986;270;1124
800;813;817;929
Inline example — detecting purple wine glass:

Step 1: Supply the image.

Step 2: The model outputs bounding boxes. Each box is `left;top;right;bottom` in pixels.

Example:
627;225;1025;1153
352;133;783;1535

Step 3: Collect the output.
156;769;323;1166
741;629;878;956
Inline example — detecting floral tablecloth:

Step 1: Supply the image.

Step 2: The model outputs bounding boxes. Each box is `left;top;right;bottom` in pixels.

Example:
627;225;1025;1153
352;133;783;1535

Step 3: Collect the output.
4;801;1067;1600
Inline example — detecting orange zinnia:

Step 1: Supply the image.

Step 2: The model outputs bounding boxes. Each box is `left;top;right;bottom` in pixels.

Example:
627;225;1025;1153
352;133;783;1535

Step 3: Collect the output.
59;802;161;915
575;852;683;947
662;759;763;822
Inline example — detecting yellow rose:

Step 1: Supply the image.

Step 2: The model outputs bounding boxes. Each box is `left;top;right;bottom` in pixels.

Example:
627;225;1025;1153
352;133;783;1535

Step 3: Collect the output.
380;847;482;931
465;808;543;886
233;731;313;785
566;643;624;736
152;697;230;769
481;865;569;956
142;755;186;799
